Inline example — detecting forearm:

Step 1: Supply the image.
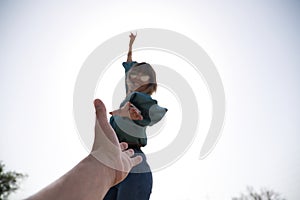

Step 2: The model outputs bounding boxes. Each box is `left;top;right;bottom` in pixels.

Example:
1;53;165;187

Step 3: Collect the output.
127;44;133;62
27;155;115;200
127;32;136;62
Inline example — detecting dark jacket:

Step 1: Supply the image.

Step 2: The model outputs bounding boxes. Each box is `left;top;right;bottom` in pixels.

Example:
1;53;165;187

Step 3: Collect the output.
110;91;167;146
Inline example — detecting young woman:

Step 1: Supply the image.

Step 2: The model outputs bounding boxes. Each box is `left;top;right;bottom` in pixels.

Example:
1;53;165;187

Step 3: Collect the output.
103;33;167;200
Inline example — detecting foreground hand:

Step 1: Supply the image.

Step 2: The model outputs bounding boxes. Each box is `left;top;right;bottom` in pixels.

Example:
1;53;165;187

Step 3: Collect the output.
92;99;142;185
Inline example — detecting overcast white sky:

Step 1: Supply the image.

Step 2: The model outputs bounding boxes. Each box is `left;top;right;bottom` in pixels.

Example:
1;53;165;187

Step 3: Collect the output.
1;1;300;199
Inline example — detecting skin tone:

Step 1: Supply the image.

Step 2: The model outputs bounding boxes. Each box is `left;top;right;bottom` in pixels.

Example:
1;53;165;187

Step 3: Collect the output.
109;102;143;120
127;32;137;63
125;32;152;95
26;99;143;200
126;70;150;94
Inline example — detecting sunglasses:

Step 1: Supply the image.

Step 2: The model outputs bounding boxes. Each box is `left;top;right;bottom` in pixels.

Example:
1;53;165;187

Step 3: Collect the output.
129;74;150;82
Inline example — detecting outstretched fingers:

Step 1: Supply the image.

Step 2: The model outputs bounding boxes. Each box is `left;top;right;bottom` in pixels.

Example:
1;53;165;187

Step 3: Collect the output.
119;142;128;151
122;149;143;168
93;99;119;148
94;99;107;119
129;103;143;120
93;99;143;172
124;149;134;157
130;155;143;168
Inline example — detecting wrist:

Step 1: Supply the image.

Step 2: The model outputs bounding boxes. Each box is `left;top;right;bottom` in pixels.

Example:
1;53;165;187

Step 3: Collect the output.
86;155;116;191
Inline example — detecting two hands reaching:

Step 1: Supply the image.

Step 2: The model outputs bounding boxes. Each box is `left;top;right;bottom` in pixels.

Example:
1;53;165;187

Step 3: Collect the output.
27;99;143;200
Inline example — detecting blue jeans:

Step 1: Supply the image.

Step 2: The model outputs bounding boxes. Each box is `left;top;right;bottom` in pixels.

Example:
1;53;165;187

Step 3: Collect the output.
103;148;153;200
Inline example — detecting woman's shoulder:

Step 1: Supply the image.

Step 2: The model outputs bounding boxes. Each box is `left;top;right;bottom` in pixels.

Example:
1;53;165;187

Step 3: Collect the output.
122;61;138;72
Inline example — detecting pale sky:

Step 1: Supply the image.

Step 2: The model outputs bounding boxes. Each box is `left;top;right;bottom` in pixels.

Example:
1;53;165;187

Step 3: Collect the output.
1;1;300;200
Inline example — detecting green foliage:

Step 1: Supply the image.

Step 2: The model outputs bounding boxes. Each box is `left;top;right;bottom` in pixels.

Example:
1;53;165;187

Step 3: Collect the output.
0;162;27;200
232;186;286;200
